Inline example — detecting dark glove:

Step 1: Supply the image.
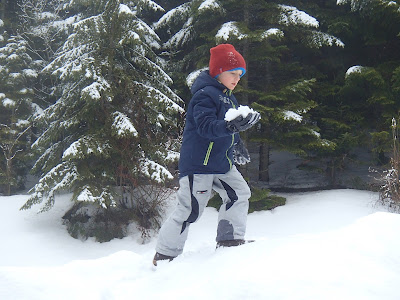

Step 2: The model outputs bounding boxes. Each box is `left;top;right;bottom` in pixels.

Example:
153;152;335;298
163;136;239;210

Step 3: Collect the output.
233;139;250;165
226;112;261;133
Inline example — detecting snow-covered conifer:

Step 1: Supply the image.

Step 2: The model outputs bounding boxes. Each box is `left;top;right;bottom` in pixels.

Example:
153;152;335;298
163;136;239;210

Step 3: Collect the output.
153;0;225;72
0;35;37;195
23;0;183;216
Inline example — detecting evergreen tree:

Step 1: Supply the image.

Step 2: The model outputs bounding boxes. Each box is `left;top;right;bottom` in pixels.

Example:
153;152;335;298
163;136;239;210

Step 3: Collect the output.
0;0;70;195
157;1;342;181
0;35;37;195
153;0;226;97
22;0;183;233
17;0;70;108
312;0;400;178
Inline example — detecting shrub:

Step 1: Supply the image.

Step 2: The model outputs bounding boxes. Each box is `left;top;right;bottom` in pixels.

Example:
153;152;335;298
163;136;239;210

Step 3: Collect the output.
377;118;400;212
207;186;286;213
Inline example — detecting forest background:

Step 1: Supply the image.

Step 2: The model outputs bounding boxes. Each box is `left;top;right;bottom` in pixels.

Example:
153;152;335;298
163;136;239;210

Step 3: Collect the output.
1;0;400;240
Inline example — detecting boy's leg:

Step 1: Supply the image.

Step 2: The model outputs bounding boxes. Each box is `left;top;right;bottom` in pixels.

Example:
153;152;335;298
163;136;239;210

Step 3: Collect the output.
155;174;213;257
213;166;251;242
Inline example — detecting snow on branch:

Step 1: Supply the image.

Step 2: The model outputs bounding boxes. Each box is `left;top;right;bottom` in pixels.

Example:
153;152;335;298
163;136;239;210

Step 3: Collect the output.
63;136;111;160
164;17;193;48
278;5;319;28
31;141;62;172
140;158;173;183
153;3;191;30
81;78;110;101
306;30;345;48
134;18;161;49
44;39;95;79
260;28;284;40
137;0;164;12
112;111;138;138
345;65;366;78
76;186;116;209
24;162;78;212
130;49;173;84
186;68;208;88
216;21;247;42
133;81;184;113
2;98;16;107
283;110;303;122
337;0;400;12
119;4;136;16
199;0;221;11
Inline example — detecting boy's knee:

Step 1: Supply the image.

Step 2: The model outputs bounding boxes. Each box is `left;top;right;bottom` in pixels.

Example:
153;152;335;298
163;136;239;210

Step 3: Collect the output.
238;184;251;200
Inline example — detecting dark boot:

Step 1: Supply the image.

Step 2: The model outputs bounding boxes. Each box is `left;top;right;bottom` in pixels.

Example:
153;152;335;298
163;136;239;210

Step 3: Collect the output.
216;239;255;248
153;252;175;266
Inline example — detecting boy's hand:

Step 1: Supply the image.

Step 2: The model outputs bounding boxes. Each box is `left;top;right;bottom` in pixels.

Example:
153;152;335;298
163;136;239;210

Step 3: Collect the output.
226;112;260;132
233;139;250;165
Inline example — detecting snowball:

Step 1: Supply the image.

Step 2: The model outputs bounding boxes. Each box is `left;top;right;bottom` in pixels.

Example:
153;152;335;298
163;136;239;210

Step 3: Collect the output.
224;105;258;122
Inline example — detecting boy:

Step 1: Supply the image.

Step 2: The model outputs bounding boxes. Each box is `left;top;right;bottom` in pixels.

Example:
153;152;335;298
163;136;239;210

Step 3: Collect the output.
153;44;260;265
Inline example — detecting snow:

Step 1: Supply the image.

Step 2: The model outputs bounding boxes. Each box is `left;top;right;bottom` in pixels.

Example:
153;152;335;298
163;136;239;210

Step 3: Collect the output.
310;129;321;137
198;0;220;11
1;190;399;299
309;30;345;48
81;80;110;101
16;119;30;127
224;105;258;121
2;98;16;107
119;4;136;16
261;28;284;39
23;69;38;78
112;112;138;137
140;158;174;182
278;5;319;28
164;18;193;48
186;68;208;87
216;22;247;41
52;16;77;29
284;110;303;122
153;3;191;30
346;65;365;78
140;0;164;12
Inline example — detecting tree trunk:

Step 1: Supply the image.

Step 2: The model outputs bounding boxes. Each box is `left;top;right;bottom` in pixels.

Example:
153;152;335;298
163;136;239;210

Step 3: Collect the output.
6;157;11;196
258;142;270;182
258;39;272;182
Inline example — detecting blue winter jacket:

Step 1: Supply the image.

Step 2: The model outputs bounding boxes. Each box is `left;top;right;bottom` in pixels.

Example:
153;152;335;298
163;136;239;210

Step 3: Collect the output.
178;71;240;177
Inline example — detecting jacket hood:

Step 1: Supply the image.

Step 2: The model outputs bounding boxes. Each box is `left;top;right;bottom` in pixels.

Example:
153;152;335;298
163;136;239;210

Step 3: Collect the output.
190;71;226;95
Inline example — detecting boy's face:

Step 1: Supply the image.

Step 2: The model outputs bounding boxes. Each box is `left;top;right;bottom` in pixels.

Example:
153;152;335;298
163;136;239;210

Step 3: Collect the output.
217;70;243;90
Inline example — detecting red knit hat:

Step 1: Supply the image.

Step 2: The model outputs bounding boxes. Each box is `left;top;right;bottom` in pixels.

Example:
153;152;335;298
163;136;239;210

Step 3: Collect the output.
209;44;246;78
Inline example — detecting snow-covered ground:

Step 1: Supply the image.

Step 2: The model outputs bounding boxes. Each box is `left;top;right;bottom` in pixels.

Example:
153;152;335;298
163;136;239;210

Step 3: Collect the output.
1;189;400;299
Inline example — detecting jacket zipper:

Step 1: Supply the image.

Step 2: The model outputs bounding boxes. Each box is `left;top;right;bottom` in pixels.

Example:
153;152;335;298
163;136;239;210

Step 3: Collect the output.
203;141;214;166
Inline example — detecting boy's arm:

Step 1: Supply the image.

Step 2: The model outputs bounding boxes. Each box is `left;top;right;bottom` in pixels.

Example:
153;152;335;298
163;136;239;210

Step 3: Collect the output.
192;93;232;139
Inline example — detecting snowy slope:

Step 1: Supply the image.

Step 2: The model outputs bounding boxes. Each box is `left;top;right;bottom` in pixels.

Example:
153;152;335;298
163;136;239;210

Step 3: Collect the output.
1;190;400;300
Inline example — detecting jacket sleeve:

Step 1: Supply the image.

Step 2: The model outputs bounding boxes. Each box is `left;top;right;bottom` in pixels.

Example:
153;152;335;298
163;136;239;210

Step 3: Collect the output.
192;92;233;139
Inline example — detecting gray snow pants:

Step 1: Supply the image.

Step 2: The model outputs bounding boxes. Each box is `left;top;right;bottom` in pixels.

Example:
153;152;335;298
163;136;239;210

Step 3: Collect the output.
156;166;251;257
